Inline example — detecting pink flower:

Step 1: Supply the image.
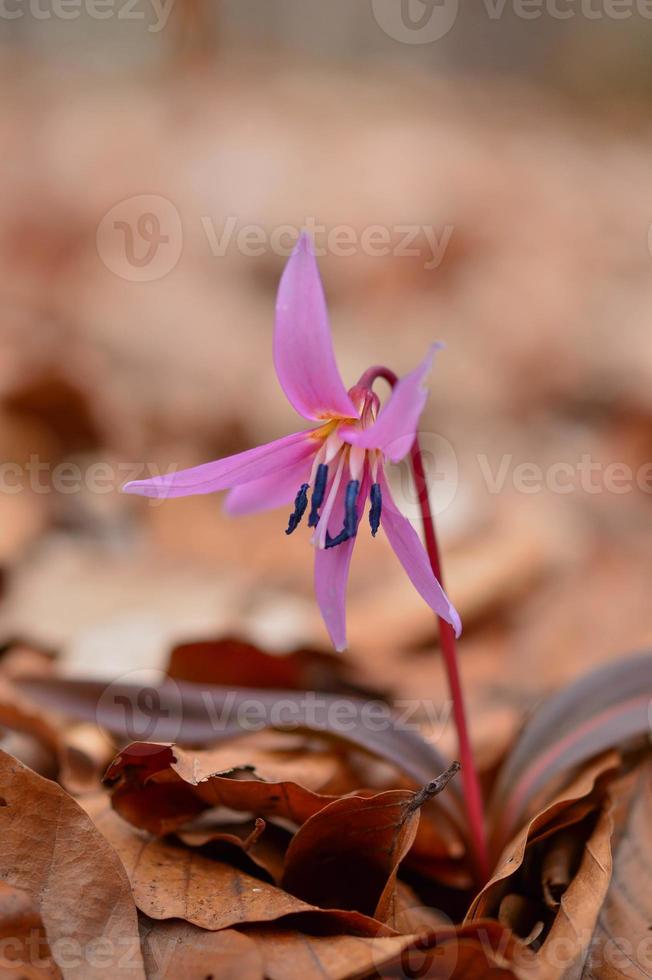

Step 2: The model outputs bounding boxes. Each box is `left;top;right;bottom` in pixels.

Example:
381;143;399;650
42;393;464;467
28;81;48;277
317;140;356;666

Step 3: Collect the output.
123;234;461;650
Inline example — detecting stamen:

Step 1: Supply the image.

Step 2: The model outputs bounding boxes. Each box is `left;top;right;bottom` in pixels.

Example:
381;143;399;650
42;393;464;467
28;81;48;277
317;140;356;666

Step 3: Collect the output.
285;483;309;535
308;463;328;527
344;479;360;537
369;482;382;536
313;453;346;549
325;528;350;549
324;479;360;550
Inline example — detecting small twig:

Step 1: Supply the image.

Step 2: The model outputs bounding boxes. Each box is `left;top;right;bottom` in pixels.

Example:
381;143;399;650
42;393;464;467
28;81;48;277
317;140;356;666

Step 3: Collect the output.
406;761;461;815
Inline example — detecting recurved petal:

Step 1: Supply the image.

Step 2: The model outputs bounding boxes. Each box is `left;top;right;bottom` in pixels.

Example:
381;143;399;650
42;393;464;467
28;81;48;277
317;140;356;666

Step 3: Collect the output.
123;430;314;500
340;344;442;462
223;452;315;516
274;233;359;422
379;473;461;636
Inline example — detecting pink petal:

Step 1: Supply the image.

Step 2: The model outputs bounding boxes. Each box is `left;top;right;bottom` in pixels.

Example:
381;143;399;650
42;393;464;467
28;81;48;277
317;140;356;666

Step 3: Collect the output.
224;452;315;516
123;430;314;499
313;471;370;651
314;537;355;653
340;344;442;462
274;234;359;422
379;473;461;636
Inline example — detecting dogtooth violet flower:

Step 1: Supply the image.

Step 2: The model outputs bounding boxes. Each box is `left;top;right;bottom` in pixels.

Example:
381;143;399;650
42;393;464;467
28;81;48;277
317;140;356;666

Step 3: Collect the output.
123;233;461;651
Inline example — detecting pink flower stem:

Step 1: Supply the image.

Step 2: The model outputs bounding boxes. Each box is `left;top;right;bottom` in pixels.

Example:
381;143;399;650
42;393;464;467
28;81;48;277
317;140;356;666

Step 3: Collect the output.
360;365;490;883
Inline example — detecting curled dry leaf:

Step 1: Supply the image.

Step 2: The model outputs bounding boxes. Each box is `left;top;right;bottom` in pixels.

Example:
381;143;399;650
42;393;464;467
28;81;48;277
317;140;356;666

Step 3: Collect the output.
578;762;652;979
83;795;394;936
104;741;353;834
467;753;652;979
530;794;614;978
104;742;459;883
541;827;585;910
468;752;621;923
281;764;460;922
176;815;289;883
0;750;145;980
502;761;652;979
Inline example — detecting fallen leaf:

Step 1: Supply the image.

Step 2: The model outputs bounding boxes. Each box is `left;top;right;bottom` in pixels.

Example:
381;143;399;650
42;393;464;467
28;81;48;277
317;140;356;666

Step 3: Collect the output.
238;918;535;980
167;635;383;698
0;676;60;774
139;917;264;980
281;765;459;921
84;795;394;936
0;750;145;979
469;752;621;923
532;797;614;978
104;742;460;888
0;881;61;979
104;741;353;835
580;763;652;979
176;815;288;883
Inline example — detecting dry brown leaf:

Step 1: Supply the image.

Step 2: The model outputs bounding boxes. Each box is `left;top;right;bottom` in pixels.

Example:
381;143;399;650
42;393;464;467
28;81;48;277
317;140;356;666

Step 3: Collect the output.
239;922;420;980
579;763;652;979
469;752;621;923
540;828;586;911
0;881;61;979
176;815;288;883
104;740;353;835
384;881;453;934
84;795;393;936
280;788;427;921
531;799;614;979
103;741;458;880
0;751;145;979
0;677;60;775
139;917;264;980
57;722;113;796
139;914;428;980
167;635;381;698
239;918;535;980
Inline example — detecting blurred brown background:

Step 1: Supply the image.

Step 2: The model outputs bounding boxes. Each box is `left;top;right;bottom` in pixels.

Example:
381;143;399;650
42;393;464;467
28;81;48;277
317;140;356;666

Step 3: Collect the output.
1;0;651;765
